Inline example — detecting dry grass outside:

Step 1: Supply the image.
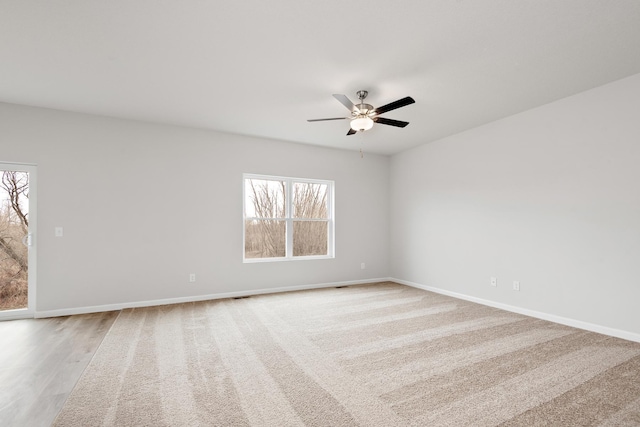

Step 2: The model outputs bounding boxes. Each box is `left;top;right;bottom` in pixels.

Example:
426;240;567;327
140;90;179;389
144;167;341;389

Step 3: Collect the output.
0;217;28;311
0;276;27;310
244;220;328;258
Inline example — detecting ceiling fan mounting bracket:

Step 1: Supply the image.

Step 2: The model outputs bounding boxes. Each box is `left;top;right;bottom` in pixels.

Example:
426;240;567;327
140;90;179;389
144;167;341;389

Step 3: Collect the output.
356;90;368;101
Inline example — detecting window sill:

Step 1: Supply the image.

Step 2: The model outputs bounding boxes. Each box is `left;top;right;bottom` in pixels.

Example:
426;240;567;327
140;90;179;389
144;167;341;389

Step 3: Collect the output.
243;255;335;263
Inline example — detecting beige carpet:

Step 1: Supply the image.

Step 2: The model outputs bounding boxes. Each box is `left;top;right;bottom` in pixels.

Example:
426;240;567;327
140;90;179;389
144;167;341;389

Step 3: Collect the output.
53;282;640;426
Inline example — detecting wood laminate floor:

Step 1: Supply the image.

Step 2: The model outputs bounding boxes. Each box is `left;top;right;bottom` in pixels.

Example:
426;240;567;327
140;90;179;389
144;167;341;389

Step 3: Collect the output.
0;311;118;427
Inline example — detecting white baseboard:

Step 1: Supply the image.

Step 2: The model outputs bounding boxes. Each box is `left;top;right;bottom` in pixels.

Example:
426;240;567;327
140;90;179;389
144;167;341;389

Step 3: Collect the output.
392;277;640;344
0;308;34;321
34;277;391;319
34;276;640;344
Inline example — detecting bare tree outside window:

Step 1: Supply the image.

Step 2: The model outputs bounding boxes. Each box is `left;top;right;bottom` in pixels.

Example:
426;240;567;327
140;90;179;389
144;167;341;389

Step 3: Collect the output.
244;179;286;258
293;182;328;256
0;171;29;310
244;175;333;260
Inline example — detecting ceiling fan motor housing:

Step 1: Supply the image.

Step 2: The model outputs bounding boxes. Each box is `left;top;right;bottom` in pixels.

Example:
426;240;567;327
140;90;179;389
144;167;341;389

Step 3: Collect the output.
353;104;374;116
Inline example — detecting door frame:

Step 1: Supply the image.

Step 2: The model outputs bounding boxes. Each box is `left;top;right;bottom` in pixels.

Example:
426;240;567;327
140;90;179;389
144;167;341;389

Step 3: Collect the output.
0;162;37;320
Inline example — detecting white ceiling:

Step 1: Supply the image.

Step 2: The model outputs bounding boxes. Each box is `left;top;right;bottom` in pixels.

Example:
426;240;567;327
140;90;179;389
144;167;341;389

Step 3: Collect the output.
2;1;640;155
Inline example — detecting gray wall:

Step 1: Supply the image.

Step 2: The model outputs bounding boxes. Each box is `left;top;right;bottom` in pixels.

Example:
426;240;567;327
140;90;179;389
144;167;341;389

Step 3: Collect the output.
0;103;389;313
390;73;640;338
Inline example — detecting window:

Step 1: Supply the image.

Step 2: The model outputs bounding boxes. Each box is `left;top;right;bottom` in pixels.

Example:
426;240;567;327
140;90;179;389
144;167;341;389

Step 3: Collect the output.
243;174;334;261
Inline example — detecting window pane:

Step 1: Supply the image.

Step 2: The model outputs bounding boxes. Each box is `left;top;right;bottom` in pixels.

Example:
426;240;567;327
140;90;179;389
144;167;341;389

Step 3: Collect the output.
293;220;328;256
245;179;285;218
245;220;285;258
293;182;328;219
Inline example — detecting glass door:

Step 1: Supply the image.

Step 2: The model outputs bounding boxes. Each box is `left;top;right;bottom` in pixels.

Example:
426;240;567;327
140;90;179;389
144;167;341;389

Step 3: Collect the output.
0;162;36;320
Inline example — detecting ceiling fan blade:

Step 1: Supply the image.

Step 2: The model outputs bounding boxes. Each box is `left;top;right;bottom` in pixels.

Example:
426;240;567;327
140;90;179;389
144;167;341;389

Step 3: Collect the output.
333;94;358;112
374;117;410;128
373;96;415;115
346;128;357;136
307;117;349;122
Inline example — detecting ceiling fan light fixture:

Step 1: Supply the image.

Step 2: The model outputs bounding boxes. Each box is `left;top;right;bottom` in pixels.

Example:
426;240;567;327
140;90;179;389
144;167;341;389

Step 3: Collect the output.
350;116;374;132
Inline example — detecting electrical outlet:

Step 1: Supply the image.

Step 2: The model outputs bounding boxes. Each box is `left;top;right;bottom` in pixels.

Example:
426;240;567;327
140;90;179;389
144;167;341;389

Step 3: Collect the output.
513;281;520;291
361;262;366;270
189;273;196;283
490;277;497;287
55;227;63;237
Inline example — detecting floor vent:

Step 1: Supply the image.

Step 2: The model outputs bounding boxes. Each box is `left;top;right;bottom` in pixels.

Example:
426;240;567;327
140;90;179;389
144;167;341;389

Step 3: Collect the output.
335;286;346;289
233;296;251;299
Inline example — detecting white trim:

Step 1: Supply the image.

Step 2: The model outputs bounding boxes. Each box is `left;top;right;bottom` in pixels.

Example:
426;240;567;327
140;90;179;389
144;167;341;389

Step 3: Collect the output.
392;277;640;344
243;253;334;263
32;276;640;344
34;277;390;318
286;177;293;258
0;308;32;321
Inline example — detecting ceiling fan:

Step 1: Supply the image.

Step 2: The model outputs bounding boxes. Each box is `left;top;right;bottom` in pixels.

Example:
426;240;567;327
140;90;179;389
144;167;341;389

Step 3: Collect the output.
308;90;415;135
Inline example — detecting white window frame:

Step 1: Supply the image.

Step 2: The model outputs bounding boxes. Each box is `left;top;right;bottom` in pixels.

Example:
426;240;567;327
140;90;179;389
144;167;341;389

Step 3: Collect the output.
243;173;335;262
